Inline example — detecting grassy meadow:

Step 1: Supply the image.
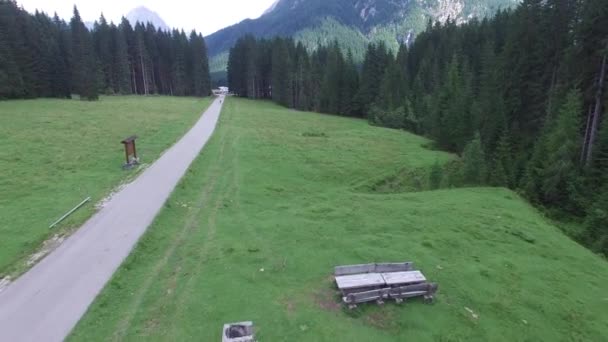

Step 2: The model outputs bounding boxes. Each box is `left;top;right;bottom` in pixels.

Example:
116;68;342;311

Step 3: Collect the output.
70;98;608;341
0;96;212;275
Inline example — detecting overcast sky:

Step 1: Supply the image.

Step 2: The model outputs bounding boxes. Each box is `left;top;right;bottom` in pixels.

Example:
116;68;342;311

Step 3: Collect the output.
16;0;277;36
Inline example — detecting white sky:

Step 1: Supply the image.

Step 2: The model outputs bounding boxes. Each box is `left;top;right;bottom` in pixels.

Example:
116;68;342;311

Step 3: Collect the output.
16;0;277;36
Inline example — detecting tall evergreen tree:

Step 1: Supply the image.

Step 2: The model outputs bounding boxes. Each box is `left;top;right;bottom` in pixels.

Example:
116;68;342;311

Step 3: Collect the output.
271;38;292;107
70;6;98;100
93;15;113;93
110;22;131;94
437;55;472;152
490;130;515;187
51;14;71;98
340;50;359;116
356;42;390;117
320;42;343;114
0;1;25;98
539;89;583;212
462;132;487;185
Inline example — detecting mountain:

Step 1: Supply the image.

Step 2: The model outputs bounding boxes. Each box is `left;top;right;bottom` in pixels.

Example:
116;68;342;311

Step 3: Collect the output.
126;6;169;30
206;0;519;72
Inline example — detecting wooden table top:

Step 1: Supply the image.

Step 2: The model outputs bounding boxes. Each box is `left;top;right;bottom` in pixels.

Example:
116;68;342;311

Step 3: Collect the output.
335;273;385;290
382;270;426;285
335;270;427;290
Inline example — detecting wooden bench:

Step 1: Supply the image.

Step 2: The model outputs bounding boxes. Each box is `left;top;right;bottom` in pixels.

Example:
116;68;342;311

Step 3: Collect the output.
389;282;438;303
334;261;437;308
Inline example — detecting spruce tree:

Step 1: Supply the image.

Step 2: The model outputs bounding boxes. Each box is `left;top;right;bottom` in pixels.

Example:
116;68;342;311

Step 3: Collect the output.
271;38;292;107
356;43;390;117
540;89;583;212
12;4;36;98
438;55;472;152
198;33;211;96
133;23;151;95
93;15;113;93
293;42;311;110
477;41;507;154
171;30;187;96
320;42;342;114
52;14;71;98
111;22;131;94
462;133;487;185
583;183;608;255
190;31;210;97
589;117;608;188
490;130;515;187
120;17;137;94
0;1;24;98
70;6;98;100
341;50;359;116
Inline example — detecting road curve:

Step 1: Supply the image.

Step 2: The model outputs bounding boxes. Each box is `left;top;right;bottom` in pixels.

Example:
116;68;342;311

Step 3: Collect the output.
0;96;225;341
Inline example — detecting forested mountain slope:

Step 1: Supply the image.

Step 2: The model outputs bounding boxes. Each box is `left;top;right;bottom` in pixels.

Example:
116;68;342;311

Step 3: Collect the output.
206;0;519;70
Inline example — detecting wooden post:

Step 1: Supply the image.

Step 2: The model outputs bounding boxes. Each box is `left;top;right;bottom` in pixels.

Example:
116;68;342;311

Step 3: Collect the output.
121;135;139;169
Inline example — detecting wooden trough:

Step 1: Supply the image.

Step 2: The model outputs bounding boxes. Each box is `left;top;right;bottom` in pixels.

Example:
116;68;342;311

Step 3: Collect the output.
334;262;437;308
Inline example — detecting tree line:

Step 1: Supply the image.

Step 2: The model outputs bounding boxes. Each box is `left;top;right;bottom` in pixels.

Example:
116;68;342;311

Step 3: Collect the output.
0;0;211;100
228;0;608;256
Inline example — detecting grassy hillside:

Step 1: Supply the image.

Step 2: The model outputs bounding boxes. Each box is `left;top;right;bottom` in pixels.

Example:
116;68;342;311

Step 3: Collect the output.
0;96;212;275
70;98;608;341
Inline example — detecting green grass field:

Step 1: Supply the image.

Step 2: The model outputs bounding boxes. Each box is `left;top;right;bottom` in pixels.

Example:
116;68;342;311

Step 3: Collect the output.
70;98;608;341
0;96;212;275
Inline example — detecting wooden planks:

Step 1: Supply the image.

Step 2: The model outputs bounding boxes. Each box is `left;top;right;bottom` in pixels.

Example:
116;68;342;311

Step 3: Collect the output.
382;271;426;285
334;262;414;276
335;271;427;290
335;273;385;290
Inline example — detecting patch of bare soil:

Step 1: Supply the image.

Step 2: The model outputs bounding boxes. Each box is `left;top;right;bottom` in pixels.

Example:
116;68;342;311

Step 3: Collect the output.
95;164;147;210
27;234;65;266
0;276;11;293
166;266;182;296
95;184;128;210
365;309;397;330
313;287;342;312
280;297;297;317
142;317;160;335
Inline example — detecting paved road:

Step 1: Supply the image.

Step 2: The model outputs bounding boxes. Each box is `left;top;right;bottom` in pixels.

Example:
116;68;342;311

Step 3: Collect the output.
0;96;225;341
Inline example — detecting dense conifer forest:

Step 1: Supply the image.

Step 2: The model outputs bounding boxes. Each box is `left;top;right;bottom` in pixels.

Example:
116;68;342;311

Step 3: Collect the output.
0;0;211;100
227;0;608;255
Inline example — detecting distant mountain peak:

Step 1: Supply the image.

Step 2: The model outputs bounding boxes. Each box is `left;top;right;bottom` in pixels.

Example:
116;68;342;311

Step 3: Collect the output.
263;0;281;15
126;6;169;30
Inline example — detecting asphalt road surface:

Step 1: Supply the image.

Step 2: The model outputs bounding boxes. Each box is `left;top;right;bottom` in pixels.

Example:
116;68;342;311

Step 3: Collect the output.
0;96;224;341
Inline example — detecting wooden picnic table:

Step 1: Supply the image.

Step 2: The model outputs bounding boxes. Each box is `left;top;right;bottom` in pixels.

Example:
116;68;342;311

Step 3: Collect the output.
335;270;427;291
